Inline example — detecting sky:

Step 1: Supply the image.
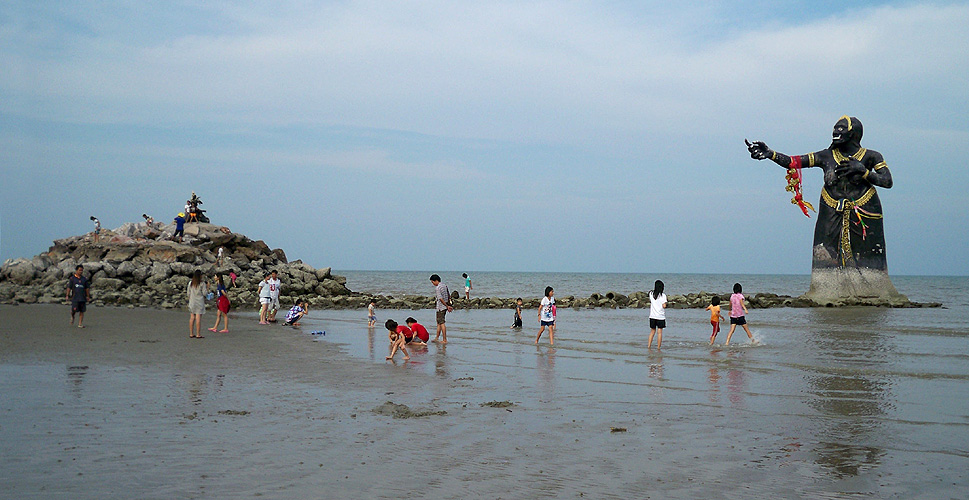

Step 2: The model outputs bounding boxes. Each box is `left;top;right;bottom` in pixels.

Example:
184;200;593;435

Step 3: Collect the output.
1;1;967;275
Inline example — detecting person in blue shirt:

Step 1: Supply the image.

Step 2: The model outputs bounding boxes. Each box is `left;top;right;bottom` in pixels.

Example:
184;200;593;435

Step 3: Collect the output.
172;213;186;242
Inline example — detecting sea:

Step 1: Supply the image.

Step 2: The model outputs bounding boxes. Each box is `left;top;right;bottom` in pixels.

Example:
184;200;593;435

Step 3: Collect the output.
298;271;969;497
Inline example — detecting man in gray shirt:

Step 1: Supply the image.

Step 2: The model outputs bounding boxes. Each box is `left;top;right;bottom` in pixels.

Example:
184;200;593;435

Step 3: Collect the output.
430;274;453;343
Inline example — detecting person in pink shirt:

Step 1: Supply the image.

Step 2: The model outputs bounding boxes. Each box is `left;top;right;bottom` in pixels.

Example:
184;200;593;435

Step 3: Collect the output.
725;283;754;345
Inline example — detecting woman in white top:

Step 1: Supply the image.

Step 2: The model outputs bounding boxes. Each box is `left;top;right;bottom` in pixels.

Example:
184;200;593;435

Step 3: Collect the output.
647;280;667;349
535;286;556;346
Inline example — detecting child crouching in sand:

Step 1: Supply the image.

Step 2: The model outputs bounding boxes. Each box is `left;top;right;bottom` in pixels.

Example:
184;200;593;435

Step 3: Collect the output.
385;319;410;361
283;299;309;326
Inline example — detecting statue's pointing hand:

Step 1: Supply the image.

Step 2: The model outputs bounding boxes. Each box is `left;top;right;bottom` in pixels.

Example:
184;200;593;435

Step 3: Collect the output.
745;139;773;160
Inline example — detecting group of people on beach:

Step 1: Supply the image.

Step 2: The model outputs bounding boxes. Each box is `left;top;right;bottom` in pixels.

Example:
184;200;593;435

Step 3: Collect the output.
370;275;756;361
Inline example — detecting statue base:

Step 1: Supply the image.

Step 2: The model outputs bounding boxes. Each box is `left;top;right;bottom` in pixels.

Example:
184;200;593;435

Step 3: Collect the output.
803;267;909;306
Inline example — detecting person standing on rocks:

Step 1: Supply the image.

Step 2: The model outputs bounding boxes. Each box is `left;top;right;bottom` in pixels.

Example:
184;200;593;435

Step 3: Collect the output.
187;270;208;339
172;213;186;243
90;216;101;244
267;270;282;323
463;273;472;300
67;265;90;328
430;274;453;343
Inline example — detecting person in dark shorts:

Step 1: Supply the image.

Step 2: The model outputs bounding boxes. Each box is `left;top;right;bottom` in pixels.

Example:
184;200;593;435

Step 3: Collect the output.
725;283;754;345
67;265;90;328
172;213;186;242
430;274;453;343
647;280;668;349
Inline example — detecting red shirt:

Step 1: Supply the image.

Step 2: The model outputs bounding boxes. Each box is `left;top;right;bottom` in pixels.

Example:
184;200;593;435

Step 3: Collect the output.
408;323;429;342
396;325;413;339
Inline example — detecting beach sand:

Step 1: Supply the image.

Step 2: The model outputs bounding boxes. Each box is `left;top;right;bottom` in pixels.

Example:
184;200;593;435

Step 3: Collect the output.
2;304;966;498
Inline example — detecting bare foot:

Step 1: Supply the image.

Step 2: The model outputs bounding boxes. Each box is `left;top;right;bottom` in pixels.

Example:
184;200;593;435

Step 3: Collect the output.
385;356;393;360
403;356;410;360
77;325;85;328
219;329;229;333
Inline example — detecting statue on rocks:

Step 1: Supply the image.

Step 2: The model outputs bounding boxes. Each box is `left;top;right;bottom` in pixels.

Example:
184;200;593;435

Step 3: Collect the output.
746;116;907;303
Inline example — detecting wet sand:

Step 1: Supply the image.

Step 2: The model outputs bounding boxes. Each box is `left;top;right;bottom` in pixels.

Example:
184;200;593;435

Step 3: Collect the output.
1;304;967;498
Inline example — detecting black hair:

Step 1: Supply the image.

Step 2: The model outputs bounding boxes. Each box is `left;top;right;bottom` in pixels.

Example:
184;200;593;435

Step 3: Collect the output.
733;283;742;294
216;274;224;286
544;286;553;297
430;274;441;282
462;273;468;278
75;265;84;271
191;270;202;288
89;216;96;221
711;296;720;306
385;319;398;331
651;280;665;299
516;297;523;302
370;298;376;304
405;317;417;324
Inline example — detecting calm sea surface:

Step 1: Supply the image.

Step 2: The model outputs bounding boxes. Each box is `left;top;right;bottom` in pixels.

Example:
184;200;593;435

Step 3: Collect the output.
300;272;969;497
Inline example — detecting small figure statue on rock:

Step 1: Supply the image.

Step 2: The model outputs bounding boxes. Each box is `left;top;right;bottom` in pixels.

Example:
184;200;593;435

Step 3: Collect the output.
746;116;907;304
185;192;209;224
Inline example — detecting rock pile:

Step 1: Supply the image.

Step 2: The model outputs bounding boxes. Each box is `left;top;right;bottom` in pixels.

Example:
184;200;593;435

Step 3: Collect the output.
0;221;350;310
1;223;940;310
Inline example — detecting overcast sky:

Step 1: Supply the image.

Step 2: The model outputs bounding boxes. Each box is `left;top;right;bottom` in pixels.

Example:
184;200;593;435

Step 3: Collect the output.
2;1;967;275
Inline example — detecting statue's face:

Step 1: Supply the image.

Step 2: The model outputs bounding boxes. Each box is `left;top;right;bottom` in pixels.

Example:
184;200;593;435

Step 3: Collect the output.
832;119;851;146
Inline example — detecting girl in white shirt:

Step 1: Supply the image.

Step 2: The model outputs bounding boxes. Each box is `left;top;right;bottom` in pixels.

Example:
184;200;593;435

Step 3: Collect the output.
648;280;667;349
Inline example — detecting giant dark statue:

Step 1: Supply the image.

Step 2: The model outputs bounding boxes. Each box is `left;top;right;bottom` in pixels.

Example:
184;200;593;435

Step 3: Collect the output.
747;116;906;303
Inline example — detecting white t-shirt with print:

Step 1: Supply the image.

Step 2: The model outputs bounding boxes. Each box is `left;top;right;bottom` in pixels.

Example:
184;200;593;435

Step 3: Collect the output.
540;296;555;322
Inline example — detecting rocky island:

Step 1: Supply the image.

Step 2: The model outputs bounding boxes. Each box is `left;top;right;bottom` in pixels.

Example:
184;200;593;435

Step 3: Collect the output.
1;222;939;310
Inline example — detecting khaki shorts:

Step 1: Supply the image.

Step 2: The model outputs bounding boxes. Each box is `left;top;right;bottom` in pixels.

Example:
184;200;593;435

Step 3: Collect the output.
436;310;447;325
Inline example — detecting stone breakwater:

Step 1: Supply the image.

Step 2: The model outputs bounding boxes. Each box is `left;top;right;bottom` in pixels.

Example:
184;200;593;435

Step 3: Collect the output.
1;223;940;310
0;222;351;310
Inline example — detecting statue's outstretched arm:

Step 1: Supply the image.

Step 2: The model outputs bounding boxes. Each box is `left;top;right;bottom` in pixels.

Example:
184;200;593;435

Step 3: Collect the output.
745;140;795;168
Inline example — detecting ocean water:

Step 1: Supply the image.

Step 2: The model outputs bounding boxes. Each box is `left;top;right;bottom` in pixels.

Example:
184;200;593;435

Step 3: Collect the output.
297;272;969;497
338;270;966;305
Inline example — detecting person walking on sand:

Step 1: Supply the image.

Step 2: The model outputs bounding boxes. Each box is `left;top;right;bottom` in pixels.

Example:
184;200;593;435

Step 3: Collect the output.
385;319;411;361
267;270;282;323
512;297;524;329
187;270;208;339
208;274;230;333
536;286;556;345
706;296;724;345
647;280;668;349
67;265;90;328
257;273;272;324
463;273;472;300
430;274;453;343
367;299;377;327
725;283;754;345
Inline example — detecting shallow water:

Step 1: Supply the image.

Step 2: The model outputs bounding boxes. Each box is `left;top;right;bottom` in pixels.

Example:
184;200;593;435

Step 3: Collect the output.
294;293;969;498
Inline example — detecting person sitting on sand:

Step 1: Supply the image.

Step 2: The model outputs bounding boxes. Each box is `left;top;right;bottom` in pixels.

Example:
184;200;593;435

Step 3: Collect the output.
283;299;309;326
385;320;411;361
404;317;429;346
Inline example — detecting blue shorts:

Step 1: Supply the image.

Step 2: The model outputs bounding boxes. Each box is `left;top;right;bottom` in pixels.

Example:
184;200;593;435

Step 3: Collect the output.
541;320;555;327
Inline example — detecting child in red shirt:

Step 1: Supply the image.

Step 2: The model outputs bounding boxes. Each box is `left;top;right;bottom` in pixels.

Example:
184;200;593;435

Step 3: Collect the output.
405;317;429;345
385;320;411;361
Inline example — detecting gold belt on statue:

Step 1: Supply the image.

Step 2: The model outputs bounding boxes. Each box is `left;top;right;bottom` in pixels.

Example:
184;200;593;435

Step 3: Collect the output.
821;187;882;266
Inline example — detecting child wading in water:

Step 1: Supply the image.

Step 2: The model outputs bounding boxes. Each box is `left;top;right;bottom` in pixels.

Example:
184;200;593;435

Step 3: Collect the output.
536;287;555;345
647;280;668;349
511;298;523;329
385;319;411;361
706;296;724;345
725;283;754;345
209;274;230;333
367;299;376;327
